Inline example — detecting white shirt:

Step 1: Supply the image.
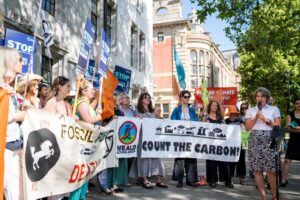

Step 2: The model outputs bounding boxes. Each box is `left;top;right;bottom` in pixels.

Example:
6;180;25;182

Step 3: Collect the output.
6;95;21;142
245;104;281;131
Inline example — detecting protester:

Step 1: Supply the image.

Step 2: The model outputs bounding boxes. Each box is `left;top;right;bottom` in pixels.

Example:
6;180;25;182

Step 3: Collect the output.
171;90;199;188
205;100;233;188
70;78;102;200
16;73;43;108
38;83;50;108
129;92;168;189
225;105;246;185
280;97;300;187
245;87;281;200
0;47;24;200
106;93;128;192
44;76;72;117
120;93;137;186
120;93;137;117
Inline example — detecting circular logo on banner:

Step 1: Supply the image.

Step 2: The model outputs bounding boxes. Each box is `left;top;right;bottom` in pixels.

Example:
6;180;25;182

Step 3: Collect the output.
25;128;60;182
118;121;137;145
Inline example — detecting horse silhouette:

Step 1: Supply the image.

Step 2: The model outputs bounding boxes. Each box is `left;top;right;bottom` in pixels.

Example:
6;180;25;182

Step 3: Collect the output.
30;140;54;171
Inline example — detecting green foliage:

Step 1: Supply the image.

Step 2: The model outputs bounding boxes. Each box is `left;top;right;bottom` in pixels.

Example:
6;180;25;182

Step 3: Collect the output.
192;0;300;120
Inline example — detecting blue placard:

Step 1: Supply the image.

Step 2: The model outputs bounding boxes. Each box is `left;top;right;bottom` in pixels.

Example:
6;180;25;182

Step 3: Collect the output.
85;60;101;90
5;28;36;73
77;18;95;73
114;65;131;93
98;31;111;78
0;38;4;46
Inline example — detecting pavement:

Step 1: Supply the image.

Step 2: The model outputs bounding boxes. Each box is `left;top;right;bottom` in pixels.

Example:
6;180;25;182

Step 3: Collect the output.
88;158;300;200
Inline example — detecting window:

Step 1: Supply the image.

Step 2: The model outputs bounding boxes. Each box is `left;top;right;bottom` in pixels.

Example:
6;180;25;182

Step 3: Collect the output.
139;32;145;72
130;25;136;68
190;77;198;89
191;65;197;75
199;51;204;65
157;32;164;42
42;0;55;16
206;52;209;66
41;55;53;85
91;0;98;41
104;0;112;39
162;103;169;113
156;7;168;15
190;50;197;64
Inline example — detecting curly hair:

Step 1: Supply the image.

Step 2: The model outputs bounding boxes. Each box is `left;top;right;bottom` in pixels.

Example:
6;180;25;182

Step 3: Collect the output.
17;80;38;97
76;76;92;97
136;92;154;113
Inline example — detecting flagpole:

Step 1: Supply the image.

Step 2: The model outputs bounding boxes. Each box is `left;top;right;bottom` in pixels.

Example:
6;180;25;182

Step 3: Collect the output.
22;0;43;110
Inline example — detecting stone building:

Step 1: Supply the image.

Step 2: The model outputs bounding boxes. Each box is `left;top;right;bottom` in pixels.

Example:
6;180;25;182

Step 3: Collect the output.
0;0;153;102
152;0;238;118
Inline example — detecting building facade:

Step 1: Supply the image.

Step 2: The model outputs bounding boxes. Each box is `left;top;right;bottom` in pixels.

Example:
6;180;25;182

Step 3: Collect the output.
0;0;153;102
152;0;238;118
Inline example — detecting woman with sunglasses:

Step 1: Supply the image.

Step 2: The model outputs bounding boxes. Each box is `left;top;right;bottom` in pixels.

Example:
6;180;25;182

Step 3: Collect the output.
129;92;168;189
171;90;199;188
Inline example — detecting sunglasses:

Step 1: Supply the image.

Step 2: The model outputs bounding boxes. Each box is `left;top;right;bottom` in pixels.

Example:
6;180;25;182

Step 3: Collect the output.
143;96;151;99
183;96;190;99
241;107;248;110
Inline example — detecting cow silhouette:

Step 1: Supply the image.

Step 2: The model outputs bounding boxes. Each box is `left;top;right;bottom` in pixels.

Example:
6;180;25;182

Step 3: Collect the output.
30;140;54;171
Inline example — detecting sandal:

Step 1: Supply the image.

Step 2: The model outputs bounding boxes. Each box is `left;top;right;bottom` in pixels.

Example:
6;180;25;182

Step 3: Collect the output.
102;189;112;195
142;182;154;189
156;182;168;188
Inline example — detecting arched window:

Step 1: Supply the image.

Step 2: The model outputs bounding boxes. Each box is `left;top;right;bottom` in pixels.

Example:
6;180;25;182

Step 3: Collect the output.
190;50;197;75
206;52;209;65
190;50;197;64
156;7;168;15
199;50;204;65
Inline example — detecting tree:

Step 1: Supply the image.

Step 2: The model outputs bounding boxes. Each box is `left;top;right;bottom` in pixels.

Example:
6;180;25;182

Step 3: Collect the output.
192;0;300;117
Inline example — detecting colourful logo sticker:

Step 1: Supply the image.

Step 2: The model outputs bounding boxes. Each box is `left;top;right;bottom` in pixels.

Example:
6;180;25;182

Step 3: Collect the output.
118;121;137;145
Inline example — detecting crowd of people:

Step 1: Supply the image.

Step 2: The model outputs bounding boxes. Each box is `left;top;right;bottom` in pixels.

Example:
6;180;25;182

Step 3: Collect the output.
1;47;299;200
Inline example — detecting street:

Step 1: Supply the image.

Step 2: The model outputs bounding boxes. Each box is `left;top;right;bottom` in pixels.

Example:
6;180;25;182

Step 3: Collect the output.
88;158;300;200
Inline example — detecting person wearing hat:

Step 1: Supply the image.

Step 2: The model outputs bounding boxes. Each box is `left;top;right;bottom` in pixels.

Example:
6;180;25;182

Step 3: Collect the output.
225;106;247;185
16;73;43;108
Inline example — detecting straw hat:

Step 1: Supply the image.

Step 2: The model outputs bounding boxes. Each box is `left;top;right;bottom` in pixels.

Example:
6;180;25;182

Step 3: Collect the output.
227;105;240;116
17;73;43;87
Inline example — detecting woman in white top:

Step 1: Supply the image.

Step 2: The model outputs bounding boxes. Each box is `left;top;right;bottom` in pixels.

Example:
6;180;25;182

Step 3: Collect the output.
245;87;281;200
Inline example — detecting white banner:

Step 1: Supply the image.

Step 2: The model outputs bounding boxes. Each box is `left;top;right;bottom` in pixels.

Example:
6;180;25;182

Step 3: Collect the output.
141;118;241;162
116;117;141;158
22;109;118;199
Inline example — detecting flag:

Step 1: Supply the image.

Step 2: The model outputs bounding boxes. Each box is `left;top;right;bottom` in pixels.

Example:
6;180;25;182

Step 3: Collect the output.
173;46;186;89
172;75;180;102
101;70;119;120
0;89;10;200
201;75;209;111
41;11;54;58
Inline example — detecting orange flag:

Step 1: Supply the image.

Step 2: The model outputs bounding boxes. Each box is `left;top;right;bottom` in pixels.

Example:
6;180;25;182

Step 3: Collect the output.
0;89;10;200
101;70;119;120
172;75;181;103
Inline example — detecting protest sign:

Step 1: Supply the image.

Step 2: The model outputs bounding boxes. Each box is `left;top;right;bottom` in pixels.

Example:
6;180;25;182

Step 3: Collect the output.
77;18;95;73
5;28;36;73
98;31;111;78
195;87;238;107
22;109;117;199
141;118;241;162
114;65;131;93
116;117;141;158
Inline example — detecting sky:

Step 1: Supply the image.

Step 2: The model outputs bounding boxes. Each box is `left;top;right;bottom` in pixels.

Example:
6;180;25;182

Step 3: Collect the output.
182;0;236;51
